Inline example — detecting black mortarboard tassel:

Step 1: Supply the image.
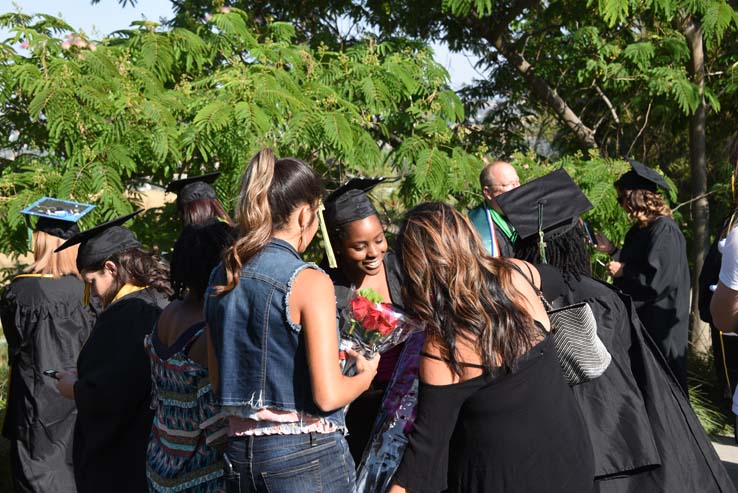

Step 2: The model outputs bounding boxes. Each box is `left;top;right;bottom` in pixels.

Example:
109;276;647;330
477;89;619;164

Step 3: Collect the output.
166;172;220;210
55;210;143;271
615;159;670;193
496;169;593;241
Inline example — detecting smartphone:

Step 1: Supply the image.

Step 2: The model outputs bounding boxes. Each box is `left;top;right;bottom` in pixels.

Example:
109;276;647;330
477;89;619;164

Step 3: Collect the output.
583;221;598;246
43;369;60;380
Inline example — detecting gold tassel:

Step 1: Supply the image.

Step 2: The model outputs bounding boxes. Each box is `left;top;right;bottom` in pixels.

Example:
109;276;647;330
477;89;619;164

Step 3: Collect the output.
83;283;90;306
317;200;337;269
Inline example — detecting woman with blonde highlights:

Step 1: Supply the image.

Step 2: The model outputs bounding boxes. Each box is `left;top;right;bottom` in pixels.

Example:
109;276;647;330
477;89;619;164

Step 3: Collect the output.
389;202;594;493
596;160;690;392
1;220;96;493
205;149;379;492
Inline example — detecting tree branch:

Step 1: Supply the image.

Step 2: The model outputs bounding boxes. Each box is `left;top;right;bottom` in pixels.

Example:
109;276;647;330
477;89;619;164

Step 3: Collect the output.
593;83;620;125
673;190;716;211
626;100;652;158
464;8;598;150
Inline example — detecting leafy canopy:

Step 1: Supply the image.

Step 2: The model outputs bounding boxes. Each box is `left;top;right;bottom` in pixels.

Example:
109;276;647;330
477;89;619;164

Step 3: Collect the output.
0;8;481;254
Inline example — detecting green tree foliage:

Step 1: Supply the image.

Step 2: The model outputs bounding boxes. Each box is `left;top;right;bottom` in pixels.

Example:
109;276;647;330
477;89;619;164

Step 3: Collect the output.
0;9;481;254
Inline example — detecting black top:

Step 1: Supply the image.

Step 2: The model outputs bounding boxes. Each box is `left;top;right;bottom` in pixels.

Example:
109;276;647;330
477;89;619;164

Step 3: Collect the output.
614;217;690;391
0;275;96;492
72;287;168;493
394;334;595;493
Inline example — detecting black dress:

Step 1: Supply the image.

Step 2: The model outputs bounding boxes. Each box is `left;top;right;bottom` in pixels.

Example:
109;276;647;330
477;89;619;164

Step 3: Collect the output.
614;217;690;391
0;275;96;493
321;251;405;463
538;265;736;492
72;287;168;493
394;334;595;493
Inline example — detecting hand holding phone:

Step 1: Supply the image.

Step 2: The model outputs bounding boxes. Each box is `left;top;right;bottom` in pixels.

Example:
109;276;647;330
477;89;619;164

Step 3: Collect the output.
583;221;598;246
43;369;60;380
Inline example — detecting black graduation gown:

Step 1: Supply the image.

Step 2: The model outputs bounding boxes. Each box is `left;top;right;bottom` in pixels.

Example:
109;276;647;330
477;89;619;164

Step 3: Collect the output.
614;217;690;391
72;287;168;493
320;252;404;464
0;275;96;493
538;265;735;492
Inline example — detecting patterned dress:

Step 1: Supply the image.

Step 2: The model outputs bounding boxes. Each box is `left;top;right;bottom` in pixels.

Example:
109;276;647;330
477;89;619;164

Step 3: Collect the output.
145;321;226;493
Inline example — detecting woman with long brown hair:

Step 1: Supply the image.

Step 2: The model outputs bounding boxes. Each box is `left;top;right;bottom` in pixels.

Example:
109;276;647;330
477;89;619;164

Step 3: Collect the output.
204;149;379;492
389;202;594;493
596;160;690;392
1;203;96;493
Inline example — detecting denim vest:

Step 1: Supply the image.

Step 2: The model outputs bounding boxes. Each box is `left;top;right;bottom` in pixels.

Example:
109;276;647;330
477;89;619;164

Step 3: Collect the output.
204;238;345;430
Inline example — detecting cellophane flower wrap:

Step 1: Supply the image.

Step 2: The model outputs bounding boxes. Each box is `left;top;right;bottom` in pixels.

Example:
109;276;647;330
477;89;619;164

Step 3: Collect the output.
355;332;424;493
340;288;423;373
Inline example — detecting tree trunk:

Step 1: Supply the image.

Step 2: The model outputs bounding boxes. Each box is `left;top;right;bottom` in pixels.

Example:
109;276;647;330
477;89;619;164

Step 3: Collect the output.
683;17;711;356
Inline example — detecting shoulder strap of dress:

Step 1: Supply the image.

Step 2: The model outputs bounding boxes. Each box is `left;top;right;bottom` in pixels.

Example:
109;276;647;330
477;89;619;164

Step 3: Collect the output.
419;351;486;369
182;321;208;355
507;261;553;311
507;261;536;290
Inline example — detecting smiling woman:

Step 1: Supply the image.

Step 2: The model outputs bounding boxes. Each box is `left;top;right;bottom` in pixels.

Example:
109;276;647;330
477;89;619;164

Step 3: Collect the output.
321;178;407;464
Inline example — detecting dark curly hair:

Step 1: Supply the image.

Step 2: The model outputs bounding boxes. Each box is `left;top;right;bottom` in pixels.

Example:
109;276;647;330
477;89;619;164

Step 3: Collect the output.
86;247;173;306
170;221;235;300
617;187;672;227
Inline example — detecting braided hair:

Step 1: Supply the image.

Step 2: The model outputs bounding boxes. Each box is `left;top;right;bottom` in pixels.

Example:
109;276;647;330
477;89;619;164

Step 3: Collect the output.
514;224;592;281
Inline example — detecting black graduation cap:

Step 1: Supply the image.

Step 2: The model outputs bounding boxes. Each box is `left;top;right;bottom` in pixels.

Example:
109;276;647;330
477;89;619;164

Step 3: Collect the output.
166;172;220;209
615;159;670;193
54;210;143;271
21;197;96;240
324;177;388;230
496;169;593;240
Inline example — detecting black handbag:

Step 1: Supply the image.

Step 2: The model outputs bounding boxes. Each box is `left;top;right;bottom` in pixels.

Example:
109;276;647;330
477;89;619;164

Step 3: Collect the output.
543;298;611;386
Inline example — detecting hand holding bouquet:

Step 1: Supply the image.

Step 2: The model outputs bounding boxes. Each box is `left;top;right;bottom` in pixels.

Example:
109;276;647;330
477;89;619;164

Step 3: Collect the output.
340;287;423;361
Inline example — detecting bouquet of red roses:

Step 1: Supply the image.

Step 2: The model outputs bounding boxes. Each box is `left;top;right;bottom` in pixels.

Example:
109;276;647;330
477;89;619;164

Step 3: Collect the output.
340;287;423;360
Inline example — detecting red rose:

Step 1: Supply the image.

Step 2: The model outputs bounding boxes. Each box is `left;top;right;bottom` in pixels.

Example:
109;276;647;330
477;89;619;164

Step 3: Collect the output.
351;296;373;320
362;310;381;331
375;317;395;336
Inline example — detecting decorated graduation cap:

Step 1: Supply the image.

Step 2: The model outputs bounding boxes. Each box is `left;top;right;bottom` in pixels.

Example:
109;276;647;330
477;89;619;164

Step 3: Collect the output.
166;172;220;210
21;197;96;240
55;210;143;271
615;159;670;193
496;169;593;263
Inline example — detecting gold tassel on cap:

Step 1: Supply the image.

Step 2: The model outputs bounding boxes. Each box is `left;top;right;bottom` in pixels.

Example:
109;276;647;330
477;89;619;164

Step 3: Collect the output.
83;283;91;306
317;200;337;269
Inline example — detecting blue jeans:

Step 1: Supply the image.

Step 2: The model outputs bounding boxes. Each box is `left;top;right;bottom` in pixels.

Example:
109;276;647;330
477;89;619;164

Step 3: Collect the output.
223;432;356;492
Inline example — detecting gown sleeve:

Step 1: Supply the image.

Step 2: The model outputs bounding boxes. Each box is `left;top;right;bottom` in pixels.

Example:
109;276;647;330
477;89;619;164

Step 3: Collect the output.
617;220;683;303
0;284;22;361
393;380;471;492
74;299;157;420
